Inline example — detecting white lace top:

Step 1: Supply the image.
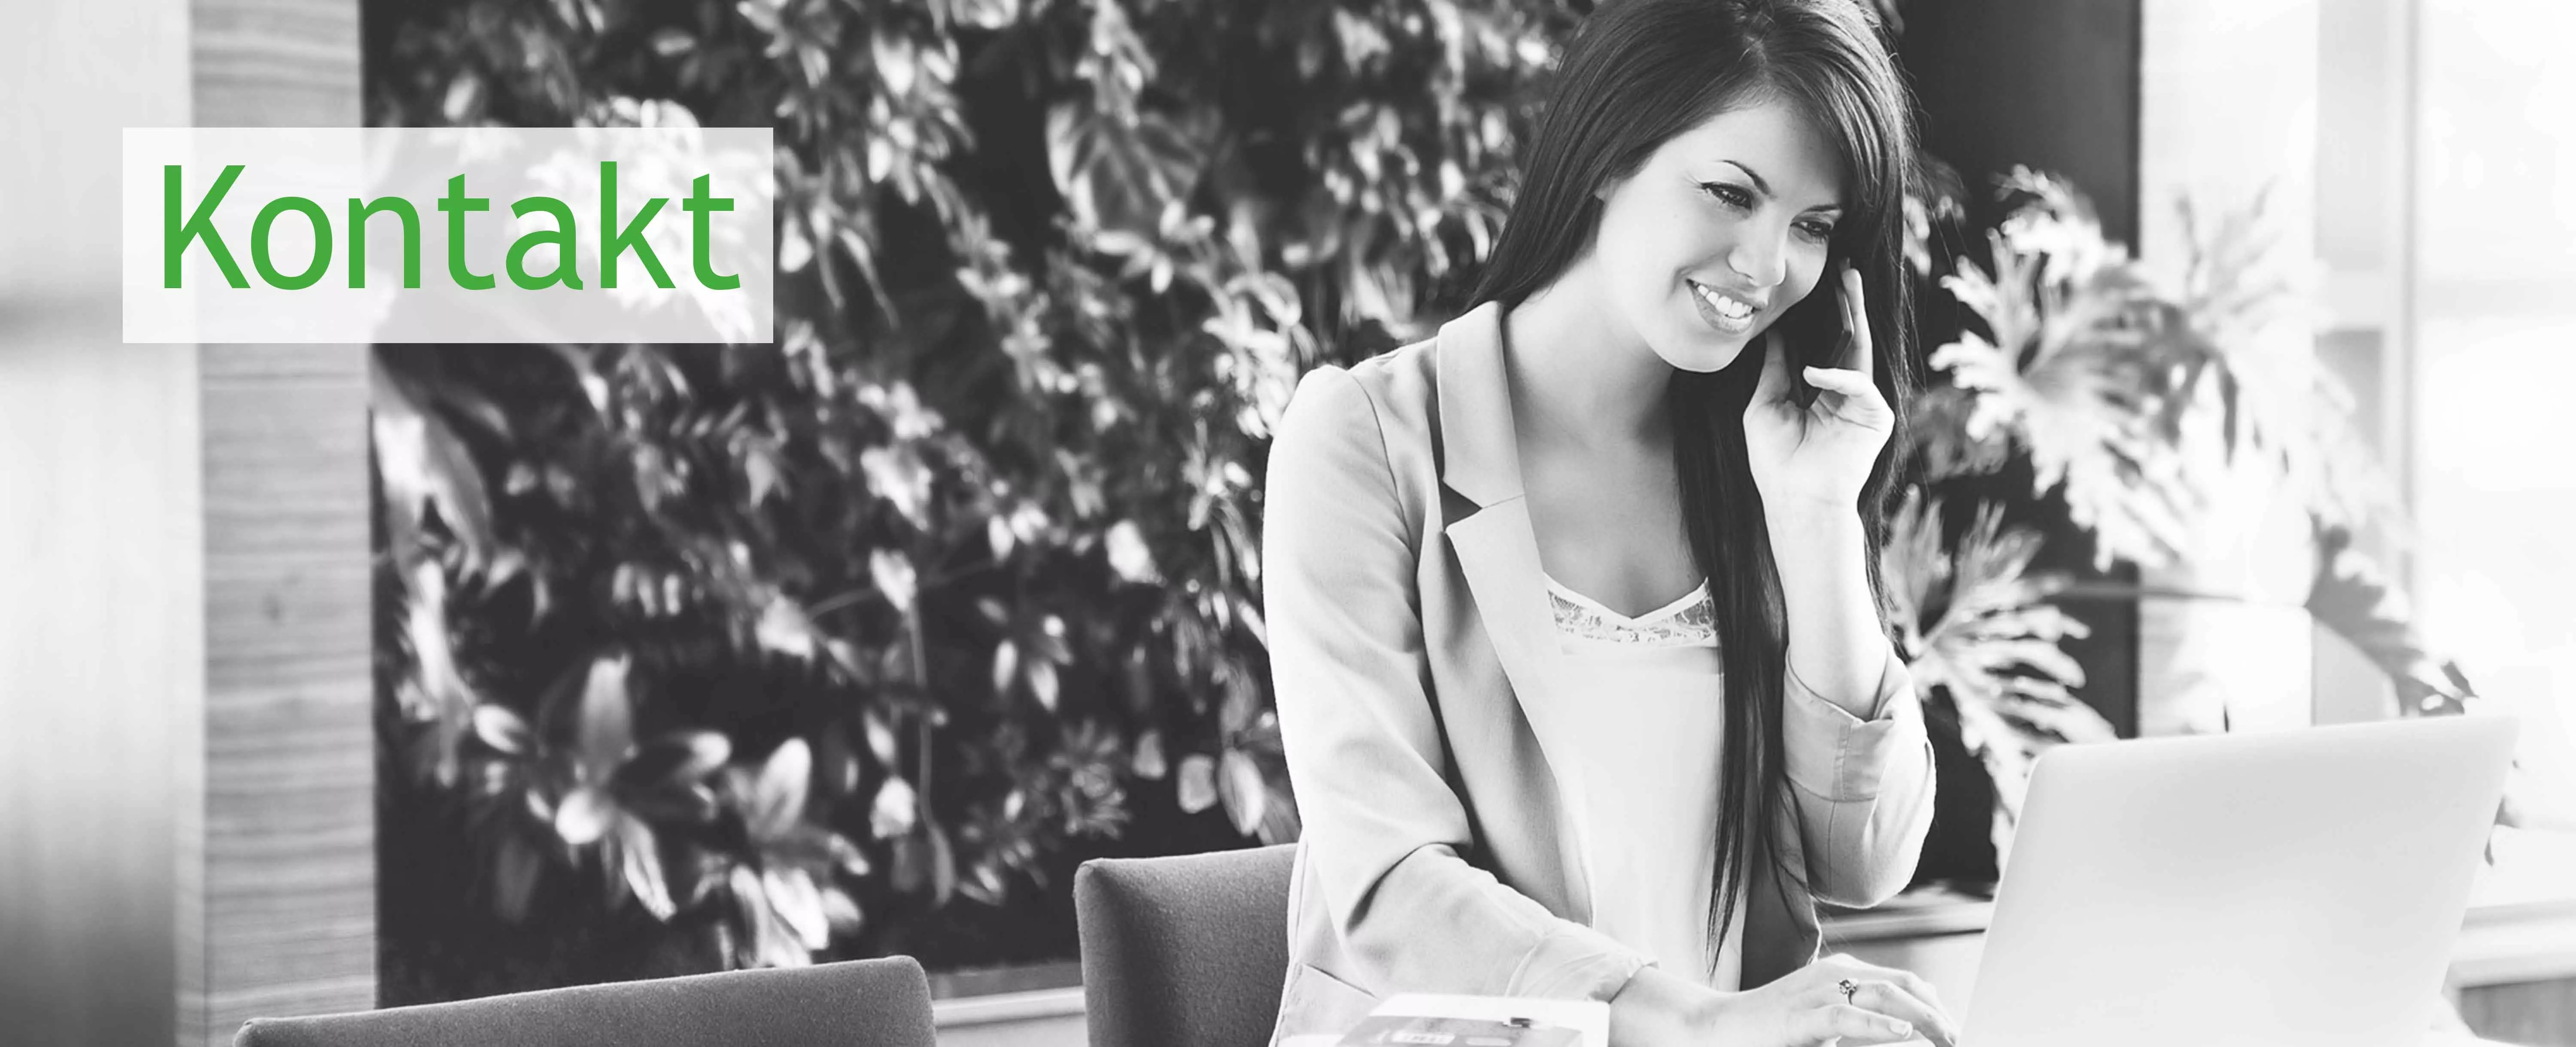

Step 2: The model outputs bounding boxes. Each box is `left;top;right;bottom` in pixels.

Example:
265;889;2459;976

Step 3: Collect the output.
1545;578;1718;649
1533;574;1746;989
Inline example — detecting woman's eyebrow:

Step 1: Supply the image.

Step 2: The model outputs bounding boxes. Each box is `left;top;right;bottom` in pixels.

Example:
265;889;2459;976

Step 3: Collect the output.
1720;160;1773;197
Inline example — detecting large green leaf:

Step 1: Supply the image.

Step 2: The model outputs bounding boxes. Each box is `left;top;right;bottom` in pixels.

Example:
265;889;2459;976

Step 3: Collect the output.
2306;523;2478;716
1884;488;2114;862
574;656;635;787
399;561;477;787
1046;103;1206;244
612;813;676;920
746;739;813;845
372;359;496;569
1932;222;2197;570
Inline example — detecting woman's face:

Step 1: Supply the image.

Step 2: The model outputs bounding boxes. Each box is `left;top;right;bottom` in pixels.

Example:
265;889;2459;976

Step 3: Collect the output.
1588;96;1847;373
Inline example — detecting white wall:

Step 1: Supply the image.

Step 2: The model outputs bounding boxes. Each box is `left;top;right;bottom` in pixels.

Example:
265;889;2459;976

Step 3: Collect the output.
0;1;200;1044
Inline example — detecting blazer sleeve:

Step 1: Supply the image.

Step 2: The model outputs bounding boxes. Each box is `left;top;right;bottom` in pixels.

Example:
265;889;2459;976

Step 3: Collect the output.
1781;647;1938;907
1264;366;1652;1002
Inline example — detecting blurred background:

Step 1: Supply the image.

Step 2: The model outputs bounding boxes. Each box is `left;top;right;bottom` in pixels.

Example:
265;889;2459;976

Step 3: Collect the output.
7;0;2576;1045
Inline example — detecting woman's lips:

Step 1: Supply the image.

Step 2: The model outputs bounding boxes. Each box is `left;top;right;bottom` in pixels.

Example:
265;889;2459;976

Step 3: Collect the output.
1689;280;1759;336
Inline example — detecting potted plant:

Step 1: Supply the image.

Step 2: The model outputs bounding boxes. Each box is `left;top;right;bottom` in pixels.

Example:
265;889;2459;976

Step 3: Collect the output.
1885;167;2491;875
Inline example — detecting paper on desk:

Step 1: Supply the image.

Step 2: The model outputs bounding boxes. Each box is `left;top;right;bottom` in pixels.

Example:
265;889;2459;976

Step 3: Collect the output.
1368;994;1610;1047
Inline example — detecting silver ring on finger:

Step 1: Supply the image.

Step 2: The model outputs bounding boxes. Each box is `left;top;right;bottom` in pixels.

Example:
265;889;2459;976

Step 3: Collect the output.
1838;978;1859;1005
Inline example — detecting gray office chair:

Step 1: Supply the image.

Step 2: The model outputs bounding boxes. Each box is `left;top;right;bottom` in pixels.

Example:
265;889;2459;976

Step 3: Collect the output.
232;956;936;1047
1076;843;1299;1047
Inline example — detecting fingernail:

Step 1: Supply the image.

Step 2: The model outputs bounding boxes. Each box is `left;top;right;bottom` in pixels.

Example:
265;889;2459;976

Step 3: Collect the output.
1887;1020;1913;1036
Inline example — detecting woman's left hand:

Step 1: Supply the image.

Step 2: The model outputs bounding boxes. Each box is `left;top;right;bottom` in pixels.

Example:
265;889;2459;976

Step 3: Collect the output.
1743;262;1896;516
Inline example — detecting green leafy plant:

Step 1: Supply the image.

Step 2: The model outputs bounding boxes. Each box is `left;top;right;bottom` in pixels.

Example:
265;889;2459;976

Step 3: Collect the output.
1889;168;2487;866
1880;489;2109;864
1923;173;2207;570
367;0;1577;991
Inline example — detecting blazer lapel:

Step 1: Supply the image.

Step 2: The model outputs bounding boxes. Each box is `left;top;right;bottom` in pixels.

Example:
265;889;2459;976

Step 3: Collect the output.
1445;506;1563;760
1434;302;1598;919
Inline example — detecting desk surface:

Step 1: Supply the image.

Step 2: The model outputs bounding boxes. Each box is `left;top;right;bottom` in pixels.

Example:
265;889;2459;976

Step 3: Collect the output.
1285;1031;2526;1047
1821;827;2576;948
940;832;2576;1041
1286;1030;2527;1047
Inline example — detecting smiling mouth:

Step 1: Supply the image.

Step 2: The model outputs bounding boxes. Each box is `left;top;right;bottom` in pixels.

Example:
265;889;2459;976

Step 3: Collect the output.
1688;280;1760;334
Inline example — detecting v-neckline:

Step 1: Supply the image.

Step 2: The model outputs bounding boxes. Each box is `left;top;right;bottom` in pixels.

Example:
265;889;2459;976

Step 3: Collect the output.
1542;574;1710;624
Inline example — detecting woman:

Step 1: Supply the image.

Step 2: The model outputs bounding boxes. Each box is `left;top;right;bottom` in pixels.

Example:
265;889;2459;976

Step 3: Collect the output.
1261;1;1953;1045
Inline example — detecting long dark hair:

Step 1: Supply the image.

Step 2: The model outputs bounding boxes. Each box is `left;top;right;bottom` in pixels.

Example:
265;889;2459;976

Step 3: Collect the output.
1470;0;1920;978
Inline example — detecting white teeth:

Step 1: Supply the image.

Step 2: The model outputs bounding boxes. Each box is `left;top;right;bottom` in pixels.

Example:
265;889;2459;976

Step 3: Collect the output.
1693;282;1753;320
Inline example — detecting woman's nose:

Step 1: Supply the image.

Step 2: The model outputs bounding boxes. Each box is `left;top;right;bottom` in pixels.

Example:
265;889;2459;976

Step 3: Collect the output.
1726;231;1787;288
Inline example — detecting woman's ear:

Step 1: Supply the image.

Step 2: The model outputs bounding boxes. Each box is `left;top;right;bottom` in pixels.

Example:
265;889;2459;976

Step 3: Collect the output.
1591;163;1638;204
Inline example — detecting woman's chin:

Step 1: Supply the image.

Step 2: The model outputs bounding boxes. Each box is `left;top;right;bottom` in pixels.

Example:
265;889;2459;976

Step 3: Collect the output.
1653;330;1753;374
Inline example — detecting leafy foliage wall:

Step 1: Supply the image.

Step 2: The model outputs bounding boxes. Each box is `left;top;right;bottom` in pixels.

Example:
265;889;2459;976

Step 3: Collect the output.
366;0;2479;1000
367;0;1578;998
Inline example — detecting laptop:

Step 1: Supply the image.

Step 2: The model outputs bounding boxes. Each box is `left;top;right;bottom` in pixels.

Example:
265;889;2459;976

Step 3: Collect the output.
1957;714;2519;1047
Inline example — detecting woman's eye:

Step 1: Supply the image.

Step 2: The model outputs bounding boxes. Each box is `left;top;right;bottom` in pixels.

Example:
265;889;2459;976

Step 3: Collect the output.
1796;220;1837;241
1698;182;1754;208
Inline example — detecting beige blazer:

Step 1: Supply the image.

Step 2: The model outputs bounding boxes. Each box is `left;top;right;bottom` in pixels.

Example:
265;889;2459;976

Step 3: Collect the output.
1261;301;1938;1044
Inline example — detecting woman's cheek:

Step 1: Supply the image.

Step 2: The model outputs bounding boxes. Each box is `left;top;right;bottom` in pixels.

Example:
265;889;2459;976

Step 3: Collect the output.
1783;263;1825;313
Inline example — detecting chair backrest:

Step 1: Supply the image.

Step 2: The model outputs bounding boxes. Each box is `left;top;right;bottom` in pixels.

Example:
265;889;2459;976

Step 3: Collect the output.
1076;843;1299;1047
233;956;936;1047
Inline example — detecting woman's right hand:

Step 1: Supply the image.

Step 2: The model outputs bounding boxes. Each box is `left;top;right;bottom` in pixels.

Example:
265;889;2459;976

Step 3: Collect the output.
1612;954;1961;1047
1701;953;1961;1047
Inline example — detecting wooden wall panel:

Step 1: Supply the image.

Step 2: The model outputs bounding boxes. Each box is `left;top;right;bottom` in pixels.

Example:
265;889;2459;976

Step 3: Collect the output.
182;0;375;1045
190;0;361;128
184;347;374;1045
